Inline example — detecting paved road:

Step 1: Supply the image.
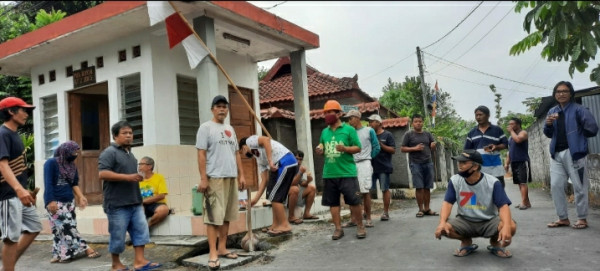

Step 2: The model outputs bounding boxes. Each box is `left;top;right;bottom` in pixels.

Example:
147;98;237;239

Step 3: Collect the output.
241;182;600;271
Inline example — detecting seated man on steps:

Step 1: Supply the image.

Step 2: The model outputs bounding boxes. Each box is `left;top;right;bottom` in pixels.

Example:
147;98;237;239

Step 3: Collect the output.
138;156;171;228
434;150;517;258
287;150;318;225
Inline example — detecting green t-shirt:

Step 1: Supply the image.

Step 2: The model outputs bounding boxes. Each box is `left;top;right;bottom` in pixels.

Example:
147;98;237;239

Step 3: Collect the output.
320;123;362;178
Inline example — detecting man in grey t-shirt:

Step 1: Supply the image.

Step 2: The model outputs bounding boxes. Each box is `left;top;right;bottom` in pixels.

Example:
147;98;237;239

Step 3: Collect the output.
195;95;246;269
401;114;437;218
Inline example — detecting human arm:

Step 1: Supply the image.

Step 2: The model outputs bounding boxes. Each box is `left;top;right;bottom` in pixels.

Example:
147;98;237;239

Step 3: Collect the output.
429;133;436;150
0;159;34;206
379;132;396;154
369;128;381;157
497;204;513;245
507;125;528;144
543;110;557;138
143;193;166;205
336;127;362;154
504;151;510;172
251;170;269;206
434;201;454;240
336;145;360;154
43;159;57;210
257;136;277;171
301;171;313;187
72;185;88;210
292;166;306;186
578;107;599;138
196;149;209;193
236;151;246;190
98;170;142;182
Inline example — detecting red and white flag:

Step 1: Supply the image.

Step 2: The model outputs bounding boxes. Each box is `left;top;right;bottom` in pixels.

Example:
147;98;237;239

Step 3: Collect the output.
147;1;209;69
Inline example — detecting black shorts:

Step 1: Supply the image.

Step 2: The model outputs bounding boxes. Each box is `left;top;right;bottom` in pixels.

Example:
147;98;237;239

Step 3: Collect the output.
266;163;297;203
511;161;531;184
144;202;166;218
321;177;362;207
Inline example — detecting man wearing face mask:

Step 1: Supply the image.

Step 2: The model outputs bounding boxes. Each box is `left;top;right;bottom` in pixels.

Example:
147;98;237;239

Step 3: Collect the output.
315;100;365;240
434;150;516;258
239;135;297;237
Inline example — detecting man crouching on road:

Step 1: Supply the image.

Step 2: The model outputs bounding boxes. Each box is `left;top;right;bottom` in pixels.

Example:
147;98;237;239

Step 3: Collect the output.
434;150;517;258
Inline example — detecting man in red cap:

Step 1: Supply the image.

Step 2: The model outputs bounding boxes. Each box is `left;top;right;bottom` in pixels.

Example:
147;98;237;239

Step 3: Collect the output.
0;97;42;271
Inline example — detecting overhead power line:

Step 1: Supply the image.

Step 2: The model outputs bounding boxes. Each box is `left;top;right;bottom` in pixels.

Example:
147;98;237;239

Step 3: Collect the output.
362;52;415;81
422;1;484;50
264;1;287;10
429;72;547;95
423;51;551;90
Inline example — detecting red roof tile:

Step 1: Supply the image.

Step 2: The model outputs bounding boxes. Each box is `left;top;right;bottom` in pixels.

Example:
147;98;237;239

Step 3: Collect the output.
260;72;358;104
382;117;410;128
260;107;295;120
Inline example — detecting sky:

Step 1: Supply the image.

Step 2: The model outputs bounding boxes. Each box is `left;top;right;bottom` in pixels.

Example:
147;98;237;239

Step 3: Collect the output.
249;1;598;123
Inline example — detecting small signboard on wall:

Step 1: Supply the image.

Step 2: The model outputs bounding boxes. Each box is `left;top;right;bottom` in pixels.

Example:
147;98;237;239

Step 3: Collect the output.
73;66;96;88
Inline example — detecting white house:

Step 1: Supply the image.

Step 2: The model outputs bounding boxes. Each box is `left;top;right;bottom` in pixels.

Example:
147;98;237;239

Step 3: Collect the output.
0;1;319;236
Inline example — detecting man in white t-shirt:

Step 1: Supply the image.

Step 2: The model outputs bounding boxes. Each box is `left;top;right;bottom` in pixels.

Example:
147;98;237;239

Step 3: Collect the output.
239;135;297;237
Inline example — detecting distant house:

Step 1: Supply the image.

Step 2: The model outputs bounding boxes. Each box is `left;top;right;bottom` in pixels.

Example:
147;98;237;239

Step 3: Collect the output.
258;57;413;190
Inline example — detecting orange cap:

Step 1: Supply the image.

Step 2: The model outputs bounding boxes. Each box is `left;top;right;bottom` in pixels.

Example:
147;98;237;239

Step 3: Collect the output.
323;100;342;111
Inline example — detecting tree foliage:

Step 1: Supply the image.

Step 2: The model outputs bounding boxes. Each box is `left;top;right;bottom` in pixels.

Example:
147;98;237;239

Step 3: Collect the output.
510;1;600;84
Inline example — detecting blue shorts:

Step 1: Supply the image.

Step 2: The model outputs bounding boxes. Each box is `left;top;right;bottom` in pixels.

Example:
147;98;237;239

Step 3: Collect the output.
410;162;434;189
371;172;391;191
105;204;150;254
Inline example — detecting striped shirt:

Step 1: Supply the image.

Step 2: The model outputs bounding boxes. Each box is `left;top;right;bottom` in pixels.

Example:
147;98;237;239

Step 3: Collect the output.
464;124;508;177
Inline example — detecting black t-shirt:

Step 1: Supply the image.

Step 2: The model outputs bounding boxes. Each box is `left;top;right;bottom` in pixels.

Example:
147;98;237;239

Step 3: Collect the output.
402;130;435;164
0;125;28;201
98;143;143;209
372;130;396;173
555;112;569;153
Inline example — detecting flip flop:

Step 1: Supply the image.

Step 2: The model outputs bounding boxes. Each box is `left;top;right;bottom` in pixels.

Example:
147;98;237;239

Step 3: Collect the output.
547;221;570;228
416;211;424;218
453;244;478;257
261;226;273;233
487;245;512;258
303;215;319;220
87;250;101;258
267;229;292;237
342;221;357;228
289;218;304;225
134;261;162;271
218;252;238;259
423;209;439;216
365;220;374;228
571;223;588;229
208;259;220;270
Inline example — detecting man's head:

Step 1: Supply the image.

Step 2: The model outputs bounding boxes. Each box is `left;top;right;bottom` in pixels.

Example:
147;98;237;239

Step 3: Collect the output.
474;105;490;125
368;114;382;130
0;97;35;125
508;117;522;131
211;95;229;123
553;81;574;105
111;121;133;146
411;113;424;132
293;150;304;165
452;150;482;177
238;137;259;158
344;109;362;128
139;156;155;173
323;100;343;126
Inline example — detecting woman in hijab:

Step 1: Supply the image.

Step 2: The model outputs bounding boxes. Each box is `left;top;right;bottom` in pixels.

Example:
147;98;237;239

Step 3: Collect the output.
43;141;101;263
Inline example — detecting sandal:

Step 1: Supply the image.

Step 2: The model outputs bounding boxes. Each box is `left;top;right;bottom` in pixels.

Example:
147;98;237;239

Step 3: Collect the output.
547;220;570;228
380;213;389;221
303;215;319;220
289;218;304;225
487;245;512;258
416;211;424;218
208;259;220;270
365;220;374;228
453;244;478;257
423;209;439;216
50;258;59;263
342;221;357;228
332;229;344;240
572;223;588;229
218;252;238;259
87;250;101;258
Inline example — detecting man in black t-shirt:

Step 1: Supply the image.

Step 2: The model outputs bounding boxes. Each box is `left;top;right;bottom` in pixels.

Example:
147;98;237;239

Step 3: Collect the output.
368;114;396;221
0;97;42;271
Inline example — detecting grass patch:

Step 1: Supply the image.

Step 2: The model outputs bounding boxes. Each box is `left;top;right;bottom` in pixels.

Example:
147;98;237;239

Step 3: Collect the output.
528;181;546;189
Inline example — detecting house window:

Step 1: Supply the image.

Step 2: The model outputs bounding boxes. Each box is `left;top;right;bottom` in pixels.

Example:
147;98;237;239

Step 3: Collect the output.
118;50;127;62
96;56;104;68
49;70;56;82
119;73;143;146
81;61;88;69
38;74;45;85
42;95;59;158
66;66;73;77
177;75;199;145
133;45;141;58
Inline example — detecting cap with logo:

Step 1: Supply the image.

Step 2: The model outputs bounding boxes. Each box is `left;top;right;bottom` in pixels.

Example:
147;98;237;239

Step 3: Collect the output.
451;149;483;164
211;95;229;107
0;97;35;110
367;114;382;123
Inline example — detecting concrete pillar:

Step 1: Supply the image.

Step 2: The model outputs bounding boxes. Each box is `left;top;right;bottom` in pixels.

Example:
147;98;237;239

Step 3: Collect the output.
290;50;315;175
193;16;220;124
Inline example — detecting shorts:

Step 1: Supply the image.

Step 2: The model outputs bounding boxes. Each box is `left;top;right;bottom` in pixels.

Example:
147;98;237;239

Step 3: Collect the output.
0;197;43;242
266;153;297;203
322;177;362;207
356;160;373;193
104;204;150;254
448;215;502;238
144;202;167;218
410;162;434;189
511;161;531;184
372;172;391;191
204;177;239;226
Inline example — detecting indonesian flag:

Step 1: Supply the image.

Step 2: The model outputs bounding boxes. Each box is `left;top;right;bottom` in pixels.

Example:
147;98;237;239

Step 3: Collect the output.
147;1;209;69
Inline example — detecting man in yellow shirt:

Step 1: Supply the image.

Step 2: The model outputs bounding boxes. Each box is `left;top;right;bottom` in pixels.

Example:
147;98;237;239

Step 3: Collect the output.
138;156;170;228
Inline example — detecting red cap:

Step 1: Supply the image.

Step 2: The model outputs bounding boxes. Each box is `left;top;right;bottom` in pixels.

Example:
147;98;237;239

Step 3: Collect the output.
0;97;35;110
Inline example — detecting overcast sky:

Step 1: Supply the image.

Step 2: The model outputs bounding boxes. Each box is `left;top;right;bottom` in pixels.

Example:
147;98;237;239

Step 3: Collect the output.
249;1;598;123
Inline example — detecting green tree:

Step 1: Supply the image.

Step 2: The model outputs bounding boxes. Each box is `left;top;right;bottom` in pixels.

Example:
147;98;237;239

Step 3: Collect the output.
258;66;269;81
510;1;600;84
489;84;503;125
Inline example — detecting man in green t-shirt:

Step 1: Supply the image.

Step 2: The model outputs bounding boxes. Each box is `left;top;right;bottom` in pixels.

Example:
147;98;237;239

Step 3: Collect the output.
315;100;365;240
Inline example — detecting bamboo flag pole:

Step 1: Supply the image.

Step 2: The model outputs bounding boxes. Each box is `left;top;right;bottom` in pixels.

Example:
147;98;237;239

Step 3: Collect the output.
168;1;272;139
167;1;268;252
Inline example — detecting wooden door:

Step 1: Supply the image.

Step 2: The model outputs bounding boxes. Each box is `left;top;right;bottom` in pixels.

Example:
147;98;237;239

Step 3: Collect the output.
228;86;258;190
69;93;110;205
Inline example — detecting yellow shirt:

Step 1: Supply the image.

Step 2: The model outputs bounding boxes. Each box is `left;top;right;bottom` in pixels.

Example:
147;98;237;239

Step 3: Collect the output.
139;173;168;204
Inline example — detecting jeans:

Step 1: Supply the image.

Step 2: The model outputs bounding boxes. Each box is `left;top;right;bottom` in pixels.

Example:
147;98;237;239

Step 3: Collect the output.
105;204;150;254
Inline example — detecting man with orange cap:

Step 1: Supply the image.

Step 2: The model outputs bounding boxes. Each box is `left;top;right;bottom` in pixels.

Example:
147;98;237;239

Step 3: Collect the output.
315;100;365;240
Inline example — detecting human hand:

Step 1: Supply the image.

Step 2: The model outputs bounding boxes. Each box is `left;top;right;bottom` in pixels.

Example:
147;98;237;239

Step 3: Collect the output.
546;113;558;126
506;125;513;133
430;142;436;150
250;197;259;207
128;173;143;182
299;166;307;174
504;164;509;172
238;177;246;191
197;179;209;193
16;187;35;207
416;143;425;151
269;161;278;172
79;197;88;210
434;223;450;240
498;226;512;247
335;145;346;152
47;201;58;215
315;144;324;155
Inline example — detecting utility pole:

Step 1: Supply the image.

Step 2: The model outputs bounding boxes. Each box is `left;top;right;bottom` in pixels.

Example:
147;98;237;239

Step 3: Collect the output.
416;46;430;126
